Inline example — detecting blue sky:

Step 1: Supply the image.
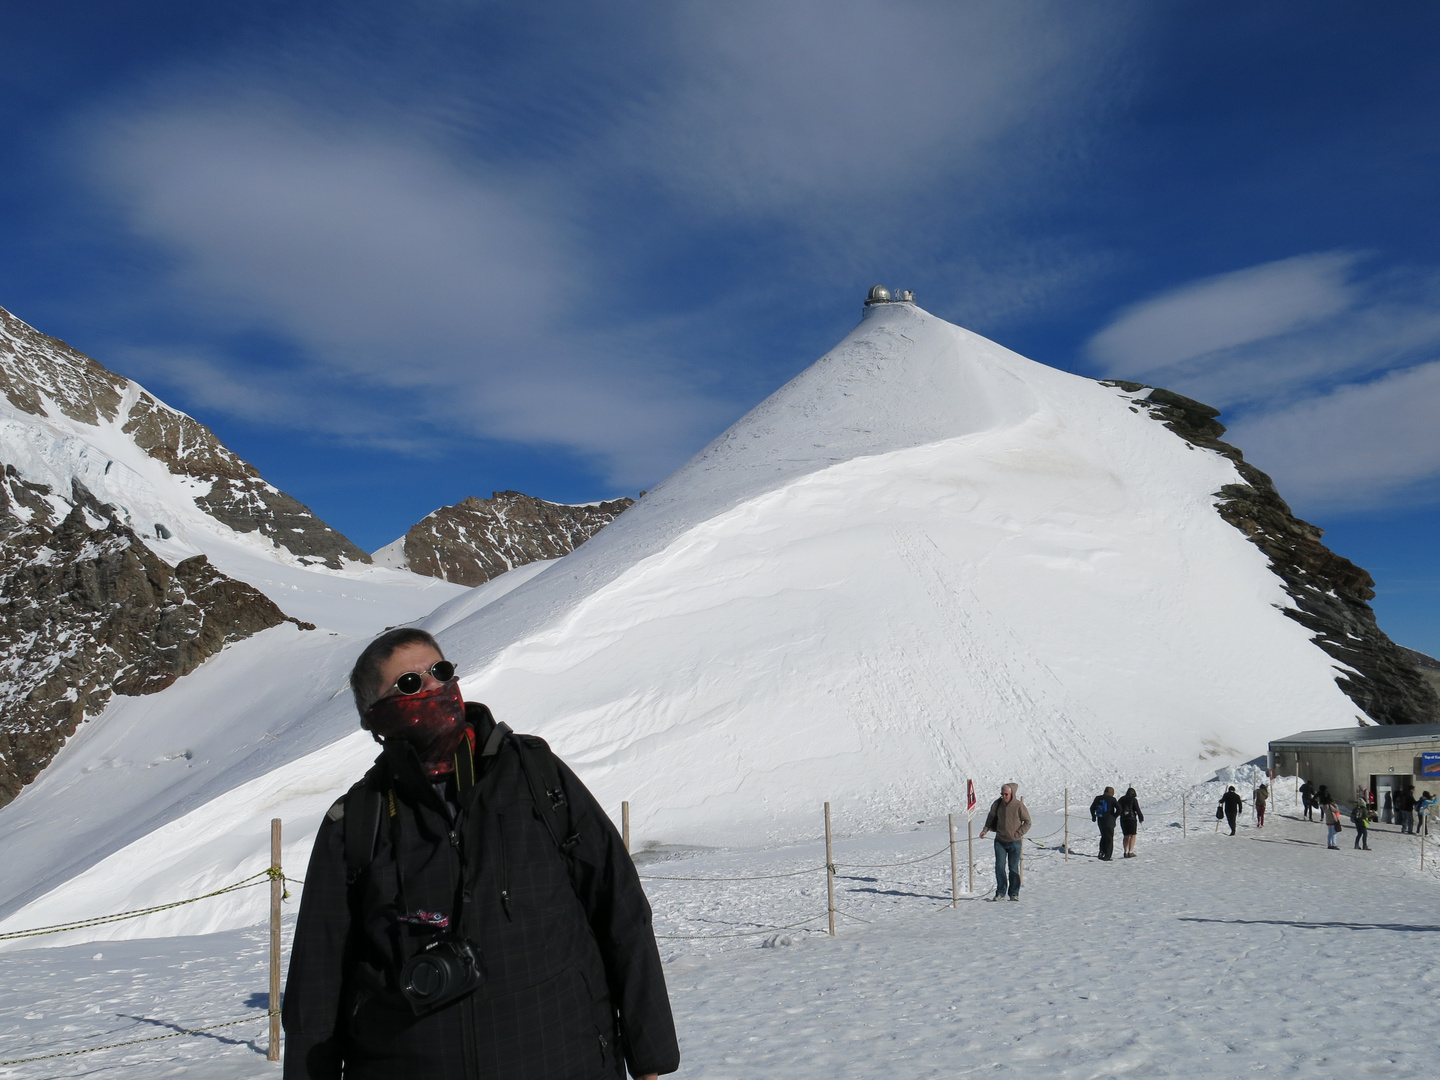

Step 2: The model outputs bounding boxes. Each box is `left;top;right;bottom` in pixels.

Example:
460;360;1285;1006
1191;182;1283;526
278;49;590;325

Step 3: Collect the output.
2;2;1438;654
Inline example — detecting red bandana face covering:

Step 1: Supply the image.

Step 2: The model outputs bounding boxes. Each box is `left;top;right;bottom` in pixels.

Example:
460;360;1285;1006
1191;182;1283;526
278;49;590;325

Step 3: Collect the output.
364;679;468;777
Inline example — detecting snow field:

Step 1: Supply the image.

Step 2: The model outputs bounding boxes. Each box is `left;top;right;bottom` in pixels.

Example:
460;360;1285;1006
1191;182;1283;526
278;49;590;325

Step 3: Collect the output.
2;787;1436;1077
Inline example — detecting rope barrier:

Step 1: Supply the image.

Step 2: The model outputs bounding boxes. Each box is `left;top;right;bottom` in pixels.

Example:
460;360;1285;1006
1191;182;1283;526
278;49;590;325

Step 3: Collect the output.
0;872;278;941
835;846;949;870
0;1011;274;1067
654;912;829;940
639;865;826;882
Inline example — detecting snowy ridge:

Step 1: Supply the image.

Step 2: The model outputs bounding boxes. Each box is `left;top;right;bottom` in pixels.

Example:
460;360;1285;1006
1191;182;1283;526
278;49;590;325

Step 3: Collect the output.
0;303;1361;946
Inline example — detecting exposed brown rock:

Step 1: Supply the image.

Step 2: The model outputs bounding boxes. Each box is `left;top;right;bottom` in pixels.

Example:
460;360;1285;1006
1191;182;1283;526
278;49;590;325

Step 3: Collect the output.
397;490;634;586
1100;379;1440;725
0;464;312;808
0;304;370;569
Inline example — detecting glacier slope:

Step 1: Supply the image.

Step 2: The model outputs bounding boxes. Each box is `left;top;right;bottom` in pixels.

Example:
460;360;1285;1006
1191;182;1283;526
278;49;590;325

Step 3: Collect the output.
0;303;1358;944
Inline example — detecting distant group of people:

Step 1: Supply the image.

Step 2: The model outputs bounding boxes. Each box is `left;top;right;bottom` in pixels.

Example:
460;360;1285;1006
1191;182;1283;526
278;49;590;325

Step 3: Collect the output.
1371;786;1436;835
1088;786;1144;859
974;771;1435;908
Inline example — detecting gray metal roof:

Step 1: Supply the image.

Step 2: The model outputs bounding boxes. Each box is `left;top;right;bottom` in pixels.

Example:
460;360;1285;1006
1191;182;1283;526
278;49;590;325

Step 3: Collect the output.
1270;724;1440;748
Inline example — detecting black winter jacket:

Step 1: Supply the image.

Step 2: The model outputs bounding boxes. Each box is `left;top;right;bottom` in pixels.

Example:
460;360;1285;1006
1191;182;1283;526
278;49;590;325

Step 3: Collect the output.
282;704;679;1080
1090;795;1119;821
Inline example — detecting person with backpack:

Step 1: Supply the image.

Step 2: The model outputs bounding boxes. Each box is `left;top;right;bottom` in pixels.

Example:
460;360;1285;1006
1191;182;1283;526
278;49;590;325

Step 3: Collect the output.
1321;792;1343;849
1090;786;1121;861
1417;791;1436;836
283;629;679;1080
1350;794;1372;851
1217;786;1244;836
1117;787;1144;857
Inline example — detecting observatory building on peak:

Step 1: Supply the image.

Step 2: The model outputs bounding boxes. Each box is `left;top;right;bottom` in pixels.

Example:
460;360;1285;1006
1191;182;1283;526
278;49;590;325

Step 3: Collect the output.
865;285;916;307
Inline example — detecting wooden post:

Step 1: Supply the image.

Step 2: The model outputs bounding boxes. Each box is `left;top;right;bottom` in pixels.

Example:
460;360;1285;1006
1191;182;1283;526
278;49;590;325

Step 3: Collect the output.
948;813;958;908
1064;787;1069;862
268;818;282;1063
967;817;974;896
622;801;630;853
824;803;836;936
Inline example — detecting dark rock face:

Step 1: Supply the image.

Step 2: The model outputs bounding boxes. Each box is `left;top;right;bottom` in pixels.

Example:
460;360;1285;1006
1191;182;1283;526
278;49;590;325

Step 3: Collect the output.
397;491;634;587
1400;647;1440;702
1102;380;1440;726
0;463;311;808
1;305;369;569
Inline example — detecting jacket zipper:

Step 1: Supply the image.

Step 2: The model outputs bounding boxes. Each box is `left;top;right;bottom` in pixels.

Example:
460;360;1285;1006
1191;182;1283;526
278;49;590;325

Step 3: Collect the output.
498;814;513;919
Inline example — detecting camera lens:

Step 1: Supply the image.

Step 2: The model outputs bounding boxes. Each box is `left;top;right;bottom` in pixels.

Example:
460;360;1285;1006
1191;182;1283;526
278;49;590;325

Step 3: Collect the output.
406;956;447;999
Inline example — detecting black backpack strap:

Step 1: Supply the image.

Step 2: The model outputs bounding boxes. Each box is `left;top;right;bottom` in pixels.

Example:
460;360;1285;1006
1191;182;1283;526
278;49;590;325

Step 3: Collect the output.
511;733;581;856
343;771;387;885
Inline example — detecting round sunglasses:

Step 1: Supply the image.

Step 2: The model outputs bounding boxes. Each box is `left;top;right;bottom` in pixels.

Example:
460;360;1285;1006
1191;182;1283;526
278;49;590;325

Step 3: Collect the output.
392;660;456;696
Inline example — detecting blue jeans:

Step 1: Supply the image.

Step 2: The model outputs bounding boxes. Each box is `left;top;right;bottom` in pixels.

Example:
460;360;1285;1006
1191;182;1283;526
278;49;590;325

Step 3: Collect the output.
994;839;1022;898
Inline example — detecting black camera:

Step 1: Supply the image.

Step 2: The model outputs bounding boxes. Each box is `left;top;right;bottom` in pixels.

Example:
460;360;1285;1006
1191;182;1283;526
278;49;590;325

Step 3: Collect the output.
399;937;485;1015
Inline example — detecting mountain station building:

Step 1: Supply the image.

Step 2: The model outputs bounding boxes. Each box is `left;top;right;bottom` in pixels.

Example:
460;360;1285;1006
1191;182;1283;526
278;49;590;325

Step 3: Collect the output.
1269;724;1440;809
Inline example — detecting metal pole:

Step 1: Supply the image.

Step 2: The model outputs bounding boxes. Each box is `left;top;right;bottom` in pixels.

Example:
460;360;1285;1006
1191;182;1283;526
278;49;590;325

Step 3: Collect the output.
268;818;282;1063
1182;794;1187;838
949;813;958;907
622;801;630;853
824;802;836;936
967;818;974;895
1064;787;1069;862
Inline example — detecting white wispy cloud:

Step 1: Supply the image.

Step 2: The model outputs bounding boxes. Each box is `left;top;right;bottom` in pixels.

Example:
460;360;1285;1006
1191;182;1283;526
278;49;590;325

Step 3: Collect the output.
1228;360;1440;511
1087;252;1359;379
70;1;1138;487
1086;254;1440;513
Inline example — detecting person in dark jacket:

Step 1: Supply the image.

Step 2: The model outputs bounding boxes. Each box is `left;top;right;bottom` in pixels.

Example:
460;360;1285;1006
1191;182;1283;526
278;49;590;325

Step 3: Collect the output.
1300;781;1315;821
1090;787;1120;861
1218;786;1244;835
282;629;679;1080
1396;786;1417;834
1349;796;1371;851
1117;787;1143;857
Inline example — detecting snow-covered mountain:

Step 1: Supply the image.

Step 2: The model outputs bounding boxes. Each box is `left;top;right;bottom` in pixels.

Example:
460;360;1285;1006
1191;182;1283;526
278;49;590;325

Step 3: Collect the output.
373;489;634;585
0;304;469;807
1;298;1433;946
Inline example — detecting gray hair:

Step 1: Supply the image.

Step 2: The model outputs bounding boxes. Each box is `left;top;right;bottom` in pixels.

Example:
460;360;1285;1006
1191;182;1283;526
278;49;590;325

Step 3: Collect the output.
350;628;443;716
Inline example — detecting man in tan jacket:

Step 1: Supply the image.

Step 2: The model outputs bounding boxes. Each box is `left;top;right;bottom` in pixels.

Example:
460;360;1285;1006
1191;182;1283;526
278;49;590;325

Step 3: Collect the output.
979;782;1032;901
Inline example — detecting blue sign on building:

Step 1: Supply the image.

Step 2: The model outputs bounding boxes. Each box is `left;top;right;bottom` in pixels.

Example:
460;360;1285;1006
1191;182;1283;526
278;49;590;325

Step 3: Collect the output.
1422;752;1440;778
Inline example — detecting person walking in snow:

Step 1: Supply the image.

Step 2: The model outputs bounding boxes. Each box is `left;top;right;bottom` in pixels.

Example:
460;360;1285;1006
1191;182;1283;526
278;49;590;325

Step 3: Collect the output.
1300;781;1315;821
1416;791;1436;836
1396;786;1416;834
1321;792;1343;849
1117;786;1144;857
1090;787;1120;861
979;782;1032;901
1218;786;1244;836
283;629;679;1080
1350;797;1371;851
1254;784;1269;829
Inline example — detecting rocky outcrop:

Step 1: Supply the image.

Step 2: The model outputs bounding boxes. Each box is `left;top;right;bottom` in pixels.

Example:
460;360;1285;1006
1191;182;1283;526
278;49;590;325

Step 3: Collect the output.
1;305;369;568
1401;647;1440;703
1102;379;1440;726
385;490;634;587
0;462;312;808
